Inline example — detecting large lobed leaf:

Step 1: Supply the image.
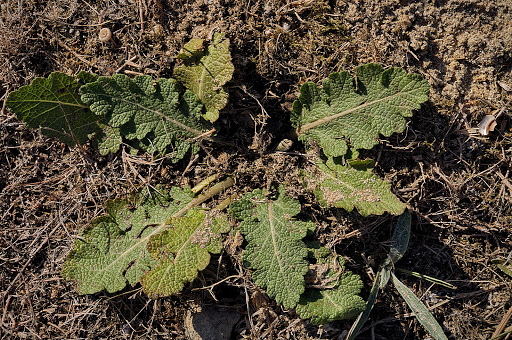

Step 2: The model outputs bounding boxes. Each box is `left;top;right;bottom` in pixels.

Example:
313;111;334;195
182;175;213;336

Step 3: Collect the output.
80;74;208;161
230;187;312;309
6;71;101;146
296;256;365;325
63;185;232;296
303;157;405;216
62;187;203;294
292;63;429;157
174;33;234;122
141;209;230;298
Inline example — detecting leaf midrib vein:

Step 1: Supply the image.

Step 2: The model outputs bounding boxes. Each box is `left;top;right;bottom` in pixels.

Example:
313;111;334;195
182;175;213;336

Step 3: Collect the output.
297;87;416;135
324;290;342;310
198;66;206;100
268;202;284;275
103;95;205;137
9;99;89;109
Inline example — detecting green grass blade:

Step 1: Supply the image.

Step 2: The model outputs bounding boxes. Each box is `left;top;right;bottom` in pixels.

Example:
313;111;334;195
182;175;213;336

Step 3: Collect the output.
395;268;457;289
346;268;385;340
391;272;448;340
490;328;512;340
492;260;512;278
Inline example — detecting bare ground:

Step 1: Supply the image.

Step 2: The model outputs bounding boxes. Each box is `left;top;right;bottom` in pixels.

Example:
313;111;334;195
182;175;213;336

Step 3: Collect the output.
1;0;512;339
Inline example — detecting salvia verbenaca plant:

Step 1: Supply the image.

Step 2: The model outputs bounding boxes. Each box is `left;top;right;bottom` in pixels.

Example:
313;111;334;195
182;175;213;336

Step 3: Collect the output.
6;33;436;330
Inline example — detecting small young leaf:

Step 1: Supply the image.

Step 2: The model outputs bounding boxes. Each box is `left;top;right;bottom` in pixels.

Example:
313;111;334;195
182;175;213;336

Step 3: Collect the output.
62;187;195;294
140;209;230;298
379;263;392;289
391;272;448;340
177;38;205;59
296;257;365;325
96;125;122;156
174;33;234;122
6;72;101;146
389;210;412;263
230;187;311;309
303;157;405;216
305;240;331;260
80;74;208;160
292;64;429;157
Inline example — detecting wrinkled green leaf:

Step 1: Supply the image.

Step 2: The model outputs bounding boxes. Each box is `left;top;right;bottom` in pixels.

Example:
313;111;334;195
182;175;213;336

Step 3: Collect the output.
303;157;405;216
80;74;207;160
6;71;101;146
292;63;429;157
296;257;365;324
141;209;230;298
392;272;448;340
230;187;312;309
96;125;122;156
77;70;98;84
174;33;234;122
62;187;195;294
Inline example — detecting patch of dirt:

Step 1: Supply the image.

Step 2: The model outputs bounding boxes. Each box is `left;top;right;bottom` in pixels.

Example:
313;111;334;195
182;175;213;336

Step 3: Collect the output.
1;0;512;339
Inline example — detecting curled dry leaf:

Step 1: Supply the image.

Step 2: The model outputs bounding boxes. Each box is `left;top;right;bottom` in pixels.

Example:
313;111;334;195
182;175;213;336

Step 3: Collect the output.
498;81;512;92
478;115;496;136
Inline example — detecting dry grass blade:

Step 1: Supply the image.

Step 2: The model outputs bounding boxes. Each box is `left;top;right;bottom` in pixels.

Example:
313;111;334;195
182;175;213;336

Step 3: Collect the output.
492;305;512;340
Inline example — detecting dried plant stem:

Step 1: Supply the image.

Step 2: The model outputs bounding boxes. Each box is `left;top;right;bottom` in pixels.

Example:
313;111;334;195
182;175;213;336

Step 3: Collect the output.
175;177;234;217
